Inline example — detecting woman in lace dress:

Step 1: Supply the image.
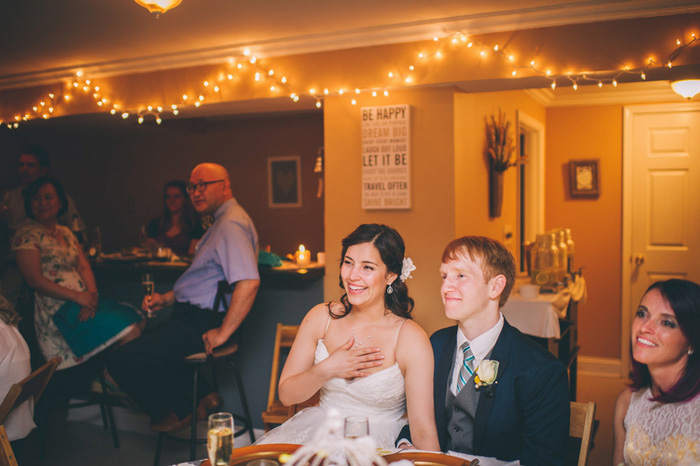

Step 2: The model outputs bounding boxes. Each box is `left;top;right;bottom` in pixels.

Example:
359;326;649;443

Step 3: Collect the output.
612;279;699;465
257;224;439;450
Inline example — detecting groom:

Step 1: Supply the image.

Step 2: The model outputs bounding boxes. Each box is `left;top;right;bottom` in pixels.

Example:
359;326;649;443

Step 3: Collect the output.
400;236;569;464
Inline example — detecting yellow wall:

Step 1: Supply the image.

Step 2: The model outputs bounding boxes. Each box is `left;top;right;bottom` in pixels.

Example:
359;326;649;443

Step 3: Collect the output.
454;90;546;253
546;105;623;359
323;87;456;335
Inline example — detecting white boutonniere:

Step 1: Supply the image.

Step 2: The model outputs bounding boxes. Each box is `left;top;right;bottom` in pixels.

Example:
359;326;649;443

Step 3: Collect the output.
474;359;499;397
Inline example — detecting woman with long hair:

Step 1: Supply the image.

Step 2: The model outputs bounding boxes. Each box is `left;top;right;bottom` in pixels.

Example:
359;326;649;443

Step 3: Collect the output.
146;179;203;257
256;224;439;450
612;278;699;465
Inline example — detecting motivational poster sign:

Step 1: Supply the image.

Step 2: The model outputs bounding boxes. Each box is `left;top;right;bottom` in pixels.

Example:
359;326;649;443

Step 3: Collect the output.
361;105;411;209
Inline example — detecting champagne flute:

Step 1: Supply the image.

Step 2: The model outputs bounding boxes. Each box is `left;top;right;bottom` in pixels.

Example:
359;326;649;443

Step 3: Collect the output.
141;273;154;318
344;416;369;439
208;412;234;466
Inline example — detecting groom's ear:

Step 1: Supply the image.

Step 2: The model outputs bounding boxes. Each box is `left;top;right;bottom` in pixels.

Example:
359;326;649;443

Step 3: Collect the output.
488;274;507;301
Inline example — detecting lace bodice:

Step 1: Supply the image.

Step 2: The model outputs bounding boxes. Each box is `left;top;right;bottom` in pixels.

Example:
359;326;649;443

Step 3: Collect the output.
255;340;407;449
623;388;700;465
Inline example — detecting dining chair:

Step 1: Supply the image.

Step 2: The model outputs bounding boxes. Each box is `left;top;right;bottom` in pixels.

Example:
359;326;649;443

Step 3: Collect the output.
261;323;319;431
0;425;18;466
0;357;60;426
569;401;596;466
153;281;255;466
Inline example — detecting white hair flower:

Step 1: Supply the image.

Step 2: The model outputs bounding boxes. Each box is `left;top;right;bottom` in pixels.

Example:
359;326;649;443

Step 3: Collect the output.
400;257;416;282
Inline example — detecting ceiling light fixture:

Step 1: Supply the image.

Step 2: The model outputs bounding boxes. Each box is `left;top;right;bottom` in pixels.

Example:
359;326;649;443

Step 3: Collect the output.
670;79;700;99
134;0;182;16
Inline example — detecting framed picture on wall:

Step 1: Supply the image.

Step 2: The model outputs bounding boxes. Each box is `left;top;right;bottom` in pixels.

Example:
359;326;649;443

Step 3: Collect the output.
268;156;302;208
569;159;600;198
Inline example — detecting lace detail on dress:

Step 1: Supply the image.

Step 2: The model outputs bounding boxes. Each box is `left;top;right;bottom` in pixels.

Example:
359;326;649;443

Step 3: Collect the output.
623;388;700;465
255;340;407;449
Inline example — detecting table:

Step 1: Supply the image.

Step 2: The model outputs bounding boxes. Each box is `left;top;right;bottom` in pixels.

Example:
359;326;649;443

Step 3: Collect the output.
171;444;513;465
501;278;585;401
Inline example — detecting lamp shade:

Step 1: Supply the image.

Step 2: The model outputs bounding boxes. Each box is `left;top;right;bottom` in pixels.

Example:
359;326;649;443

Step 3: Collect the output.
134;0;182;14
670;80;700;99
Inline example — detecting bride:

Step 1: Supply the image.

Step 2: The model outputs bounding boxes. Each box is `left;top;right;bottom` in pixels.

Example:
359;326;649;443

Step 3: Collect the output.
256;224;439;450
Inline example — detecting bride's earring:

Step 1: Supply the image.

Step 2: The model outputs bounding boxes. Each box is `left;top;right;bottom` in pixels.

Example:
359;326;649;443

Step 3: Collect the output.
386;284;393;295
689;347;695;355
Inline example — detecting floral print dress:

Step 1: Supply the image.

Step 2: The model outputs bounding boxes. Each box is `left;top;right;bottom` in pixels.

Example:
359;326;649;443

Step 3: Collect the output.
12;221;128;370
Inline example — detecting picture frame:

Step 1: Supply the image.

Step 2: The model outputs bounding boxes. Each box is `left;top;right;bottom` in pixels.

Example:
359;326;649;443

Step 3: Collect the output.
268;156;302;208
569;159;600;198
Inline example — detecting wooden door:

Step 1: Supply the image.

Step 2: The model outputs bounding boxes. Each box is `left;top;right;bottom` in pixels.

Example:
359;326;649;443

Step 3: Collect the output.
622;103;700;374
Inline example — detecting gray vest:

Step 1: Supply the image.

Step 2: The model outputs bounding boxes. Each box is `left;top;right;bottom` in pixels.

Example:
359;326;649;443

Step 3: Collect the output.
445;369;481;453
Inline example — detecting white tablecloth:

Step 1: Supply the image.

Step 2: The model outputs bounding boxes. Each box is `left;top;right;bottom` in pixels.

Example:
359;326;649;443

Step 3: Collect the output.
501;277;587;339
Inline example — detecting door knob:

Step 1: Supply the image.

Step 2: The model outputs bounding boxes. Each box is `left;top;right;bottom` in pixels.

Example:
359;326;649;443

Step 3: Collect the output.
634;255;645;265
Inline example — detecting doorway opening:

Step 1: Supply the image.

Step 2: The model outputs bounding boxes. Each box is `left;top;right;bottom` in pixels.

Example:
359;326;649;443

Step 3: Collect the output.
516;111;545;274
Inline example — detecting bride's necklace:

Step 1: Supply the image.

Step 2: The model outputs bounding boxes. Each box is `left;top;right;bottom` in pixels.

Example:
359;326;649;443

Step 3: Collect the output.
351;313;388;348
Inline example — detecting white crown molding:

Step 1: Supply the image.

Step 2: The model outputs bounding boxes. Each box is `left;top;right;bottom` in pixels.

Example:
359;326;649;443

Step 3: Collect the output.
525;88;556;106
1;1;698;90
545;81;685;106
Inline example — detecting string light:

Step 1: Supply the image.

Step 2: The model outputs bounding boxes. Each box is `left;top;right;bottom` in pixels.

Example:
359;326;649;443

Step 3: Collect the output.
3;32;698;128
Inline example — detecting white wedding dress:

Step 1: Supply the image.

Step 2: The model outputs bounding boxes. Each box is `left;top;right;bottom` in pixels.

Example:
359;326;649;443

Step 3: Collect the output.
255;339;408;449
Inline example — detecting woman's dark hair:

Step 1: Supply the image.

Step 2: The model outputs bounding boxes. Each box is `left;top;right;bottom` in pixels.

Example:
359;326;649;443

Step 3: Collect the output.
159;179;196;233
331;224;414;319
23;176;68;220
630;278;700;403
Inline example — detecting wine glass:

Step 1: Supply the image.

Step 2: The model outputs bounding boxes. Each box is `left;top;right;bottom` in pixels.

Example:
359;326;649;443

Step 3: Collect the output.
208;412;234;466
141;273;154;318
344;416;369;439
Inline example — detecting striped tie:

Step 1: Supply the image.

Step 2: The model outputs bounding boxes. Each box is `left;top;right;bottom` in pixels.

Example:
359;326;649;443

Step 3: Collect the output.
456;342;475;394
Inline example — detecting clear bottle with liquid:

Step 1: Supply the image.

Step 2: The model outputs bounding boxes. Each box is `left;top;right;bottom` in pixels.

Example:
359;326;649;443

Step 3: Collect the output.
556;229;568;282
565;228;575;273
532;234;558;286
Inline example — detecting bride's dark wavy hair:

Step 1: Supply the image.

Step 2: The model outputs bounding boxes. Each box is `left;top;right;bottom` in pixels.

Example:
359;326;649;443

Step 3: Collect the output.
329;224;414;320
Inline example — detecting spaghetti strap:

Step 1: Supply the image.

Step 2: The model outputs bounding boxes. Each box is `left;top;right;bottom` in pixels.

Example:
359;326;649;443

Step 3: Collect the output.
394;318;406;350
323;314;332;337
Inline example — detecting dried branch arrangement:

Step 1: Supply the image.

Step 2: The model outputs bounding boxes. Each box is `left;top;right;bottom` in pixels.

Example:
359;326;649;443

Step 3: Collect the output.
485;109;519;172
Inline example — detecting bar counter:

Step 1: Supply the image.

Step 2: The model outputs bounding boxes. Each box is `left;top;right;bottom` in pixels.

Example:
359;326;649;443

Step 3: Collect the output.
91;258;325;430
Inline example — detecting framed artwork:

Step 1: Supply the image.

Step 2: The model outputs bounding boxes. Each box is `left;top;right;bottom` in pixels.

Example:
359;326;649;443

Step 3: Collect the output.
268;156;302;208
569;159;600;198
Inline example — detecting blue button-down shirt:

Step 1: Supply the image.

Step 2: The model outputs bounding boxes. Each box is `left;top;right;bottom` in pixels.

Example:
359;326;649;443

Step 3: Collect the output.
173;198;259;310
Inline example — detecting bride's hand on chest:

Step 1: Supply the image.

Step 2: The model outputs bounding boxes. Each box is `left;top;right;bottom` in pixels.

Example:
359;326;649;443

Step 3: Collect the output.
320;336;385;380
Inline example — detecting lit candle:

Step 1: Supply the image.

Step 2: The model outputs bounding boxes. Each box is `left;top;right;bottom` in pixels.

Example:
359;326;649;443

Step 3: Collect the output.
295;245;311;267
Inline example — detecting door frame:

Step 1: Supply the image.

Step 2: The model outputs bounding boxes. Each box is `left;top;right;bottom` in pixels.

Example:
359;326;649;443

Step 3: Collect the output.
621;102;700;377
517;110;545;248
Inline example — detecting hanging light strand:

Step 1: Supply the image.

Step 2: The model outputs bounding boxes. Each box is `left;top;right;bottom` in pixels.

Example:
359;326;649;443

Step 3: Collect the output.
3;32;698;128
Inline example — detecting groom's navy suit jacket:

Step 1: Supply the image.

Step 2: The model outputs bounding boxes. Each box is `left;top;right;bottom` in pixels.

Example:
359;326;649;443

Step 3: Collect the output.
432;321;569;465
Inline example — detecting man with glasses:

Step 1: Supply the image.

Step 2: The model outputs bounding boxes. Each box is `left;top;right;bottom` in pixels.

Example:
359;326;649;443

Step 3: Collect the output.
107;163;260;433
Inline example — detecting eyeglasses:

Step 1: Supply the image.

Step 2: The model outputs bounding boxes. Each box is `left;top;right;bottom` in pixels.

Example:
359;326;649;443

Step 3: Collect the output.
186;179;224;194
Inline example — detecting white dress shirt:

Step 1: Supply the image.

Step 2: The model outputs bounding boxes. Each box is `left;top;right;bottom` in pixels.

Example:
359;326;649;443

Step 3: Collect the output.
450;313;505;395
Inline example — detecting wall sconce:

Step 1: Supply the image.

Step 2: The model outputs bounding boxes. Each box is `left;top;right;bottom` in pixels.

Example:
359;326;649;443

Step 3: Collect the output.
670;80;700;99
134;0;182;15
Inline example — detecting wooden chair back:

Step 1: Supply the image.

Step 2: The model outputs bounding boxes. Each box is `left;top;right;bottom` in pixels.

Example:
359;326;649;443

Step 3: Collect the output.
0;425;18;466
0;357;60;425
570;401;596;466
261;324;319;431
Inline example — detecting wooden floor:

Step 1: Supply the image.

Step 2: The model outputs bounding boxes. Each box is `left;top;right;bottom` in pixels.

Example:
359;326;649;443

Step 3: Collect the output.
14;370;627;465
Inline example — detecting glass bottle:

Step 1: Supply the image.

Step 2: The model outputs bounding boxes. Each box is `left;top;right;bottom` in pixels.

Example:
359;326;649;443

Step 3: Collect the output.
531;234;550;285
557;229;568;282
565;228;575;273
